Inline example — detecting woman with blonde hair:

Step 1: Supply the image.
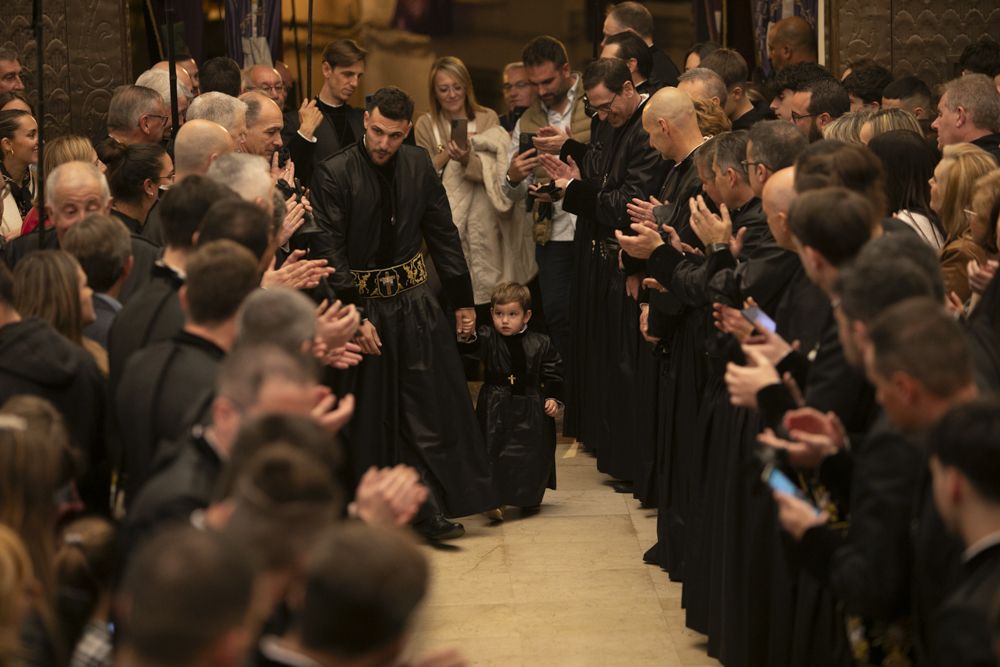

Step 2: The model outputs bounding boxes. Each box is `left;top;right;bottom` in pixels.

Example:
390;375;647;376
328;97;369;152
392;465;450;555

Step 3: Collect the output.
692;98;732;136
858;107;923;144
0;524;36;667
821;109;873;143
19;136;103;236
415;56;532;314
12;250;105;373
930;143;999;300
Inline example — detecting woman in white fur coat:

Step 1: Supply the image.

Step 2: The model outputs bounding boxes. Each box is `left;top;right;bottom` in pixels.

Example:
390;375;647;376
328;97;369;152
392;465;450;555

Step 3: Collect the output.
415;56;536;312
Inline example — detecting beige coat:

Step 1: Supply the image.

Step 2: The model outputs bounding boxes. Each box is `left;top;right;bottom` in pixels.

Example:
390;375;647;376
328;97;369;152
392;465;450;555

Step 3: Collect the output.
416;110;536;303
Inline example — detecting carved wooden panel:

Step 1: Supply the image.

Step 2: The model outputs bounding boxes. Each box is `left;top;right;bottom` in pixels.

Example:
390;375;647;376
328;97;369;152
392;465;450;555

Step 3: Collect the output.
831;0;1000;87
0;0;131;139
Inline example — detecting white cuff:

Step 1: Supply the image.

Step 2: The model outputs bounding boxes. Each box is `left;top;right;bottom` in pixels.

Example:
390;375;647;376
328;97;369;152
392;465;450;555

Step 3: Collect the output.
298;130;318;143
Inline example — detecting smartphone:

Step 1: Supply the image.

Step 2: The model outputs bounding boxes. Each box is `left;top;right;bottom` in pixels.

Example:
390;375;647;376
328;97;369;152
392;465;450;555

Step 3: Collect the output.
451;118;468;151
519;132;536;156
742;305;777;333
762;465;821;514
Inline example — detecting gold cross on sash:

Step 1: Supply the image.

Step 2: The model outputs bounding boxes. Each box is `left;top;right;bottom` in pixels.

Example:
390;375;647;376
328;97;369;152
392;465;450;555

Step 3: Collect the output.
508;374;516;385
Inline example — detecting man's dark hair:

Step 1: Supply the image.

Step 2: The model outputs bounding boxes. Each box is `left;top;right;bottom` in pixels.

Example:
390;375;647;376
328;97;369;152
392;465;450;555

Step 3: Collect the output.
104;143;168;205
159;175;239;249
0;49;18;63
843;64;894;105
604;32;652;80
806;78;850;118
299;524;429;659
220;413;344;502
748;119;807;170
868;297;973;397
772;61;834;95
183;240;259;325
711;130;750;182
794;140;888;216
118;526;253;666
198;199;272;261
215;344;316;410
61;214;132;292
322;39;367;68
787;186;874;265
929;399;1000;502
606;1;655;40
365;86;414;122
700;48;749;90
959;37;1000;78
0;263;14;306
852;230;945;301
583;57;632;95
882;75;932;106
867;129;940;222
834;256;937;325
685;41;719;66
522;35;569;70
199;57;242;97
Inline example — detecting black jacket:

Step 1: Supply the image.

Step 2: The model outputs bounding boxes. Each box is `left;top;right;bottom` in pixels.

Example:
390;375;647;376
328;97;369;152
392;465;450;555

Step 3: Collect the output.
732;99;775;131
0;318;108;509
971;133;1000;164
281;102;365;187
561;96;669;238
115;330;224;507
930;541;1000;667
108;263;185;393
309;142;474;307
650;45;680;88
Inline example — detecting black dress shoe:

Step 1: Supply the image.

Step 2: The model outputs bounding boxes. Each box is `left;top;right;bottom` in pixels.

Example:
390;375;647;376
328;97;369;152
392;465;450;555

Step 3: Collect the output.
610;480;635;494
416;515;465;541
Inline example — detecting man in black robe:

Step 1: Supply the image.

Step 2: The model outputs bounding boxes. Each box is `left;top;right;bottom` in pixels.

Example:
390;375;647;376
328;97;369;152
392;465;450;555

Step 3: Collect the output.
115;240;259;507
539;57;668;488
309;86;496;540
927;399;1000;667
600;32;664;95
281;39;366;187
601;2;680;87
0;262;107;510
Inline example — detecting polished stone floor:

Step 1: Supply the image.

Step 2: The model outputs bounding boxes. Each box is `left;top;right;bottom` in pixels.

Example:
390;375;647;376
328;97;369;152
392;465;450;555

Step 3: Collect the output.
407;441;720;666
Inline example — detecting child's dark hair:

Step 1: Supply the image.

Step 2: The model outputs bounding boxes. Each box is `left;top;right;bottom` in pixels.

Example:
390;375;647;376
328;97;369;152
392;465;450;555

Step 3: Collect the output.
490;282;531;310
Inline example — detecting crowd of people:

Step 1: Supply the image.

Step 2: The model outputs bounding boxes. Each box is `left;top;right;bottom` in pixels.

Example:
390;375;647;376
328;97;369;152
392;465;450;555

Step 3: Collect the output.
2;0;1000;665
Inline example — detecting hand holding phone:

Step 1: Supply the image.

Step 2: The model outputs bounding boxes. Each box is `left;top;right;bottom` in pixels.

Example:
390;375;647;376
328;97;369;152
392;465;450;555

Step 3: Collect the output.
742;306;777;333
762;465;821;515
451;118;469;151
519;132;537;156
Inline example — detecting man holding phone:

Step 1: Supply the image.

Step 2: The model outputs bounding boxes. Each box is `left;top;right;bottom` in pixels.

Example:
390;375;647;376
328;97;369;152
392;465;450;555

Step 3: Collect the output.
501;35;591;365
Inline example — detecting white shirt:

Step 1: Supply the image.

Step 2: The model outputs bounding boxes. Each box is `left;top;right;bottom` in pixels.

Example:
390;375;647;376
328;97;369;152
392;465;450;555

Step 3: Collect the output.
502;75;581;242
894;210;945;251
964;530;1000;563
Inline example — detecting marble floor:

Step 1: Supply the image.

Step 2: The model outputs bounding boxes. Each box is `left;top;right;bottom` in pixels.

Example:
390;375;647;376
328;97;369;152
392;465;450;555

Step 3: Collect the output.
406;441;721;666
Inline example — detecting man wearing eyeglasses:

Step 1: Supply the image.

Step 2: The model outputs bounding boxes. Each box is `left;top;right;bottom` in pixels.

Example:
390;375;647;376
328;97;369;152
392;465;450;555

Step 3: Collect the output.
499;62;537;133
246;64;287;109
533;57;668;488
788;78;851;142
106;85;173;147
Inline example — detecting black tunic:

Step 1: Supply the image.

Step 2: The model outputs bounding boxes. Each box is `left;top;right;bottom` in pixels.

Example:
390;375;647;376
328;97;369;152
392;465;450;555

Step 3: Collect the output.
465;326;563;507
115;330;224;507
930;542;1000;667
649;44;681;88
310;142;496;518
281;100;365;188
560;96;669;484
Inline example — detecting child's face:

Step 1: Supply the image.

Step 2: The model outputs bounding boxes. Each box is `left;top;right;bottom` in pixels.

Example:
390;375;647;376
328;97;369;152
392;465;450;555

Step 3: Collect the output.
492;301;531;336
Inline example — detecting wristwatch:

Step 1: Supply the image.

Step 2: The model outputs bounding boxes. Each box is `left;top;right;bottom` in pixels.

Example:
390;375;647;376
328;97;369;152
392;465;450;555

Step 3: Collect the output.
707;242;730;255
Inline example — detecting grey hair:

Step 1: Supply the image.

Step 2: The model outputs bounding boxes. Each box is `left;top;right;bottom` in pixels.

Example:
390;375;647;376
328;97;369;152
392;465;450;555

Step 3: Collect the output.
238;91;274;128
106;85;165;132
942;73;1000;133
678;67;729;109
187;92;248;136
135;69;192;104
237;288;318;355
45;161;110;207
0;49;18;62
206;152;271;204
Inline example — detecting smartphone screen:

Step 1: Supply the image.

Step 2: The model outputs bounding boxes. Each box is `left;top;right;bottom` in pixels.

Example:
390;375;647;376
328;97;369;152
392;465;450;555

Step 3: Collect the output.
519;132;536;156
742;306;777;333
763;466;820;514
451;119;469;151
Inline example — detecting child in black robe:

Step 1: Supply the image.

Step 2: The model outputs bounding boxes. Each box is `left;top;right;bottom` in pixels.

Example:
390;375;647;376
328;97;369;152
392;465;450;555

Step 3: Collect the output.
461;282;563;517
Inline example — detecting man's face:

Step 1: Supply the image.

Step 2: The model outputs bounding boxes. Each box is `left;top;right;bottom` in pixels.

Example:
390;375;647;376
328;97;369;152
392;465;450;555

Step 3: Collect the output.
932;93;960;149
697;160;723;206
643;112;670;158
363;108;410;165
230;111;249;153
586;83;631;128
770;88;794;121
323;60;365;104
48;176;110;239
525;61;572;110
502;67;535;112
250;67;285;107
601;15;626;47
141;100;172;143
832;303;862;367
929;457;960;534
244;99;284;160
848;94;866;113
761;191;791;249
789;91;817;138
180;58;200;95
863;344;916;432
0;59;25;93
745;140;765;197
767;27;787;70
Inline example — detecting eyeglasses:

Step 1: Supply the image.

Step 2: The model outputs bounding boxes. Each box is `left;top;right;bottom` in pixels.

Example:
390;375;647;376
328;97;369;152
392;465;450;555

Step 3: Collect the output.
258;83;285;94
584;93;617;117
502;81;534;92
790;111;816;123
740;159;771;171
145;114;170;126
157;172;176;183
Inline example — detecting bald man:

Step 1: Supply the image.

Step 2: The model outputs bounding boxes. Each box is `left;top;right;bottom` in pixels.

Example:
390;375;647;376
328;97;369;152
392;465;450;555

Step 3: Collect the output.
139;119;237;247
239;91;284;162
246;64;287;109
761;167;798;249
152;61;195;96
767;16;818;71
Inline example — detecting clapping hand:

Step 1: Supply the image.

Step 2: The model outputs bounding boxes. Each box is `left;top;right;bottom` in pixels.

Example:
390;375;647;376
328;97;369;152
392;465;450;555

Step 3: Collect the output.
615;222;682;260
689;194;745;256
310;386;355;435
773;491;828;541
350;465;429;527
532;125;570;154
315;299;361;351
626;196;663;229
261;249;334;290
724;345;780;409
